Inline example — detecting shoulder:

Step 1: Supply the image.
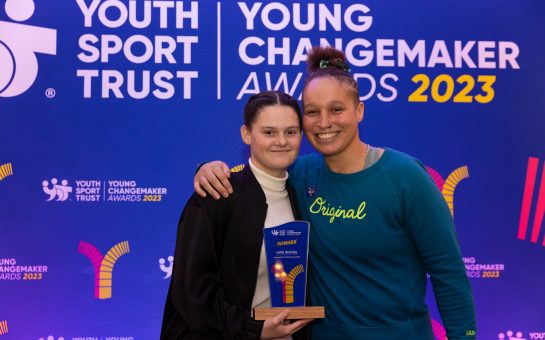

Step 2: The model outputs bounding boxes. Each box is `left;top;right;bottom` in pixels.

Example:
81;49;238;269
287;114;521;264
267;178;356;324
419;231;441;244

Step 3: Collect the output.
289;153;322;177
377;148;438;199
380;148;429;179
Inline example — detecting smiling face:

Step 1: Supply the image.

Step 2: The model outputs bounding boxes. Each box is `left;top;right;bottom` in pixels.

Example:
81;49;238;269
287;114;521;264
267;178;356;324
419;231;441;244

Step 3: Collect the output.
241;104;302;178
302;77;364;161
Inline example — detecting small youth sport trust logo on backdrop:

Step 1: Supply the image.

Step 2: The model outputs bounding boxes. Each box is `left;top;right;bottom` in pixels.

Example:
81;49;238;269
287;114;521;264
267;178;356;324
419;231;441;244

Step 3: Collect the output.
0;0;57;97
426;165;469;218
42;178;72;201
78;240;130;299
159;256;173;279
498;330;527;340
518;157;545;247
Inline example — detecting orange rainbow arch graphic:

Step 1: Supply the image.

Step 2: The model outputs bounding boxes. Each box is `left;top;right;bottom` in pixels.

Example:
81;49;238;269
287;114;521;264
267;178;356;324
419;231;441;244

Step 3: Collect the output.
78;240;130;299
273;262;304;304
0;320;8;335
284;264;304;304
0;163;13;181
426;166;469;217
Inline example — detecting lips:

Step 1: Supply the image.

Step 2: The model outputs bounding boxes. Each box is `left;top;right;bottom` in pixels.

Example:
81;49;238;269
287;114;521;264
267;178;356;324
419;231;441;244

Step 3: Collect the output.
316;132;339;140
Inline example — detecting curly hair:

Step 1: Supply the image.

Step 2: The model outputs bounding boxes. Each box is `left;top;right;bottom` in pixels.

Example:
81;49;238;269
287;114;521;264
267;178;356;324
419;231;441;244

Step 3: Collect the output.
303;46;360;104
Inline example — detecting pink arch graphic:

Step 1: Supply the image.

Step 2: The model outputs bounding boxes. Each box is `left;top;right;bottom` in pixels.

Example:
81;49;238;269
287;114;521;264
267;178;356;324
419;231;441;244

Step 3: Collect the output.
432;319;447;339
78;240;130;299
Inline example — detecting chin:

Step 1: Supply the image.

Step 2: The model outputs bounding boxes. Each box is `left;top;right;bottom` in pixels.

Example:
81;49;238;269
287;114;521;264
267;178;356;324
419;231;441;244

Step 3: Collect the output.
311;144;339;156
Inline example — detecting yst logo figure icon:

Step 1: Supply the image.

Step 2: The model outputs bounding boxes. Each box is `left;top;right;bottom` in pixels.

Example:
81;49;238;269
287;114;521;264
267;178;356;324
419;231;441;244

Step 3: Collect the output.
159;255;173;279
42;178;72;201
0;0;56;97
78;240;130;299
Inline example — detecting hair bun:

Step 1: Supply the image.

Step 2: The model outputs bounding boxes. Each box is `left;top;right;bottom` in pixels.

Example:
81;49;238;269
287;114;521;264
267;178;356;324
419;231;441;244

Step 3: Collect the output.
307;46;348;73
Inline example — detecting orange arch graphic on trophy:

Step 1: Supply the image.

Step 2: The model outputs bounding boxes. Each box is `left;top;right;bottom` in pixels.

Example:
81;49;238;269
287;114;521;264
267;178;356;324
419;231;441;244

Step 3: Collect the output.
284;264;304;304
426;165;469;218
78;240;130;299
0;163;13;181
0;320;8;335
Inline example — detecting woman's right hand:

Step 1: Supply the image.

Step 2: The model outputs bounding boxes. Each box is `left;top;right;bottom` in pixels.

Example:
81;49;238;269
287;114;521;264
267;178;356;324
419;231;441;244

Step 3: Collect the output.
194;161;233;199
260;310;313;340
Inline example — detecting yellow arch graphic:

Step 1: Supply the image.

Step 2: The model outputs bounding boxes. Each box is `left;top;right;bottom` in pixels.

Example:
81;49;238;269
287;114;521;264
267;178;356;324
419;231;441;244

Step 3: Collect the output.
230;164;245;173
0;320;8;335
0;163;13;181
284;264;304;304
98;241;130;299
442;166;469;217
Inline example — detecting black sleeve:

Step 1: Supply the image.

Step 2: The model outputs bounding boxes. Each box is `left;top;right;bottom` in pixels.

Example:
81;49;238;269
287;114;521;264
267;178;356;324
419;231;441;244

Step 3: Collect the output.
170;196;264;339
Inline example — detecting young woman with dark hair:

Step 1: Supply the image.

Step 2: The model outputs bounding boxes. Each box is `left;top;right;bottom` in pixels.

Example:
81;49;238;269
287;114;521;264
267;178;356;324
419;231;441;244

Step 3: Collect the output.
161;91;312;340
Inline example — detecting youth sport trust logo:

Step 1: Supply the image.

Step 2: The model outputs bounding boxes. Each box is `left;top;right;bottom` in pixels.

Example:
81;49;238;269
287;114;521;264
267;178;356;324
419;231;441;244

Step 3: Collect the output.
518;157;545;246
42;178;72;201
78;240;130;299
159;256;173;279
0;0;57;97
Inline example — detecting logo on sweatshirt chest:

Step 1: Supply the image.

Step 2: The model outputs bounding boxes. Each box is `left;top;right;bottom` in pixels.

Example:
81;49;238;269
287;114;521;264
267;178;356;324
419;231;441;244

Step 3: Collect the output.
308;196;367;224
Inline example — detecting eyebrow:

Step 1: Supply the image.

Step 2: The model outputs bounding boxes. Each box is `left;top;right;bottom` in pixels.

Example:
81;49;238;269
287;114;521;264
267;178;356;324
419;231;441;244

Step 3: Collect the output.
260;126;300;129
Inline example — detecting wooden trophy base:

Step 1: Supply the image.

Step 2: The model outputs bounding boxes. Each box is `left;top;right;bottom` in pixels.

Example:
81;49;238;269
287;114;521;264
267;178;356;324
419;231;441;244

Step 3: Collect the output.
252;306;325;320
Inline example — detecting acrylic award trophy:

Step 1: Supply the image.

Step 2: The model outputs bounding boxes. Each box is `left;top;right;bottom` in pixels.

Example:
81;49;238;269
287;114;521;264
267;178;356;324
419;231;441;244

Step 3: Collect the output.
252;220;325;320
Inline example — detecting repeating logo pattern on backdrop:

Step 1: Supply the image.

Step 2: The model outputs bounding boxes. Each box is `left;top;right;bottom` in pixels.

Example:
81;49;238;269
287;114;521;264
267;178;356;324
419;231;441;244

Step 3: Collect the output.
78;241;130;299
0;257;48;281
426;165;469;217
0;0;57;97
432;319;446;340
498;330;545;340
0;163;13;181
159;256;173;279
42;178;167;203
427;165;505;279
499;330;526;340
518;157;545;246
42;178;72;201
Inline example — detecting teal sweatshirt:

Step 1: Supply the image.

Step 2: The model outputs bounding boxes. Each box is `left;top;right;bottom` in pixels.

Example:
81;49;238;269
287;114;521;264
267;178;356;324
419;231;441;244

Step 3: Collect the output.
289;149;476;339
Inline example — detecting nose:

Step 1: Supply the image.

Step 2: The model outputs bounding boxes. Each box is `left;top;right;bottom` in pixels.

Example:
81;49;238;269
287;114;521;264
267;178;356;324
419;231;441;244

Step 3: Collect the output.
275;132;288;146
317;113;331;129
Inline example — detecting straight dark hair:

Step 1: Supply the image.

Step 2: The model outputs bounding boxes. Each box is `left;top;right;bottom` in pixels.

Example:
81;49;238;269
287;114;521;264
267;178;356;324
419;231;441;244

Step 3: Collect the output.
244;91;302;129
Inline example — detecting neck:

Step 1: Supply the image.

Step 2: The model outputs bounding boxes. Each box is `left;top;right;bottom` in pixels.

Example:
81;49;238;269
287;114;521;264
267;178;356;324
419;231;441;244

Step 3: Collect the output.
248;159;288;193
324;140;367;174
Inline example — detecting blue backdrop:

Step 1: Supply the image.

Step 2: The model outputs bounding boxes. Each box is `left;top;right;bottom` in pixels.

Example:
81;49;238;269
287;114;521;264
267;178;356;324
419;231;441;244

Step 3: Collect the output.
1;1;544;339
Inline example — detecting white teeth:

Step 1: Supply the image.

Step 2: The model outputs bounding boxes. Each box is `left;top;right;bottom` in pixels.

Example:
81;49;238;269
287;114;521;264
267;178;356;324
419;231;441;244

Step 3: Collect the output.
317;132;338;139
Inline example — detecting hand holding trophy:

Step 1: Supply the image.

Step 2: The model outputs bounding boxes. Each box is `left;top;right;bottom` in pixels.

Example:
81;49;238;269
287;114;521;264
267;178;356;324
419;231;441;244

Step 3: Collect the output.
253;221;325;320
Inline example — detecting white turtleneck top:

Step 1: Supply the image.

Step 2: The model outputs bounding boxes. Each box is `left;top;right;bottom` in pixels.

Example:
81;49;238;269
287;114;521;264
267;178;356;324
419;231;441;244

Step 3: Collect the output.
249;159;296;309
